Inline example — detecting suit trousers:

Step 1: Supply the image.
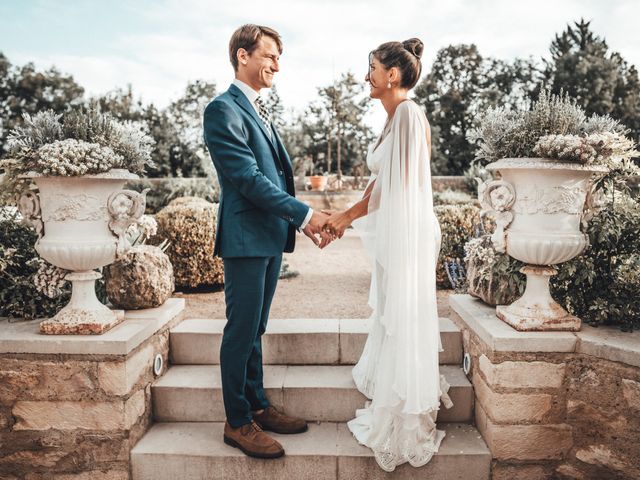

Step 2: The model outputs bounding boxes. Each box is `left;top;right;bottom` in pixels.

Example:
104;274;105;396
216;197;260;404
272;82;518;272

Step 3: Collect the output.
220;254;283;427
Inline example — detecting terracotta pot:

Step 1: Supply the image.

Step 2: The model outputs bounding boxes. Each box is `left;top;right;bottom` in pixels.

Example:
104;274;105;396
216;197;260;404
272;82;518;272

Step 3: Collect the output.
308;175;328;191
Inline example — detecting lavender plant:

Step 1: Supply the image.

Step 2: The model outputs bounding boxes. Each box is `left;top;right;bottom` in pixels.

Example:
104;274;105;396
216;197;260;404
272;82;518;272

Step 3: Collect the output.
470;88;638;173
0;109;155;202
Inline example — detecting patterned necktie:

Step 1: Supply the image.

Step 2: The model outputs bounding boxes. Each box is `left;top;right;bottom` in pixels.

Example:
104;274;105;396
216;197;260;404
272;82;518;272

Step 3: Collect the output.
254;96;271;131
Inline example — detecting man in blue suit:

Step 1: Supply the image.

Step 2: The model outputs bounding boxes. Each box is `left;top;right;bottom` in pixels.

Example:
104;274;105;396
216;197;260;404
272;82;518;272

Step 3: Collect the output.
203;24;330;459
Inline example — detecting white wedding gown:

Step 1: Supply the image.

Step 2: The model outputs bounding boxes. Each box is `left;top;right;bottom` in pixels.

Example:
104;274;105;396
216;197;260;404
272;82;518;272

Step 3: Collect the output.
348;99;454;472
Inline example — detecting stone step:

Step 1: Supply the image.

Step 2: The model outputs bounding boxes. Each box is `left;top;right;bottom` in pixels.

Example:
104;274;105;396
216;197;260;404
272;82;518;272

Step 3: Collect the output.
170;317;463;366
152;365;473;423
131;421;491;480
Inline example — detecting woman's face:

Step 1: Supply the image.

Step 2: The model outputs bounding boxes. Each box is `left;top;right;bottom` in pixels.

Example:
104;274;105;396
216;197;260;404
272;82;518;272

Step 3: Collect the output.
365;54;388;99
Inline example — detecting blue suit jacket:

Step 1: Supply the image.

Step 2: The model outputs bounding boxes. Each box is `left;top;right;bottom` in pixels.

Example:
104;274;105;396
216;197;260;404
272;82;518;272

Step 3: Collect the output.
203;84;309;258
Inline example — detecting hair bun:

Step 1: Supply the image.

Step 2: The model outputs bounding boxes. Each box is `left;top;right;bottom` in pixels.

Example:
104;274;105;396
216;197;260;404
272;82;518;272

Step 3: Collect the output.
402;38;424;60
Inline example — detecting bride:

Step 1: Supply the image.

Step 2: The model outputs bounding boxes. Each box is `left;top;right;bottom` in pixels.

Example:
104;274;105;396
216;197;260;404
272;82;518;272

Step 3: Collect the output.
322;38;453;472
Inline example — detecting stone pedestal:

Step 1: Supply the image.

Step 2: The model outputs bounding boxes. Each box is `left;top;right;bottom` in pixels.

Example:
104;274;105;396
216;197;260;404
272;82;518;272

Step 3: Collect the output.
0;298;185;479
450;294;640;480
496;266;581;332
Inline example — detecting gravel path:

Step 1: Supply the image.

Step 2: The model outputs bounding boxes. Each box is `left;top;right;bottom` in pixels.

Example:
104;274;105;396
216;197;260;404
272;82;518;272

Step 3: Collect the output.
176;229;452;320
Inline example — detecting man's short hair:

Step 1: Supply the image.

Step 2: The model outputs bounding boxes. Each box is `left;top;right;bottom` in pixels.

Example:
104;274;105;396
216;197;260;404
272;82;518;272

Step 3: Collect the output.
229;24;283;71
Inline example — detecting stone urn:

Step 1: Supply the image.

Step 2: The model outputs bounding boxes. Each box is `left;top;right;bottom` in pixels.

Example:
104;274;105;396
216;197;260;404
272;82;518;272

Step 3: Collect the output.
17;169;148;334
308;175;328;191
479;158;607;331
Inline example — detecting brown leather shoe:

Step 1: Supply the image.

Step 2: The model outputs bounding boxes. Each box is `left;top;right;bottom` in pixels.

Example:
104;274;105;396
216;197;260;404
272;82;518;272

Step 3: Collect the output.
223;421;284;459
252;406;308;434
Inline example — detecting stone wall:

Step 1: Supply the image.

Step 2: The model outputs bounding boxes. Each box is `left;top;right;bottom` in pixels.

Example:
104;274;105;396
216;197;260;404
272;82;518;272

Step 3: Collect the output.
0;299;184;480
450;294;640;480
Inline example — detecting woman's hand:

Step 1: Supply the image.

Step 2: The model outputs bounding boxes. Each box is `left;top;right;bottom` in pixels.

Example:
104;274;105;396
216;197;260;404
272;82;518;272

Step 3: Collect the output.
321;209;353;239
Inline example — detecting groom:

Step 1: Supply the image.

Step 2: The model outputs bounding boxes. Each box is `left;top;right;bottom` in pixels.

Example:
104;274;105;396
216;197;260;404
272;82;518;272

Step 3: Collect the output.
203;24;330;459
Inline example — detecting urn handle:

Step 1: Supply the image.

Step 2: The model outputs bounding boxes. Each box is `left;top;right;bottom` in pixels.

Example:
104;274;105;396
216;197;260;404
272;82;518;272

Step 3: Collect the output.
107;188;149;257
16;191;44;239
477;178;516;253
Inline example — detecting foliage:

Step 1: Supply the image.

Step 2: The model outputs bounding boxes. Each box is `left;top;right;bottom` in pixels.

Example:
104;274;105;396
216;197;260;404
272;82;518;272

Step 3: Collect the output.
1;109;154;200
126;177;220;214
433;189;476;206
544;19;640;143
266;84;286;129
463;161;493;194
283;72;374;176
0;53;84;155
551;189;640;331
472;89;640;184
0;212;71;319
414;44;540;175
151;197;224;288
464;235;525;305
279;258;299;279
434;204;480;287
162;80;217;178
471;89;583;163
87;81;216;178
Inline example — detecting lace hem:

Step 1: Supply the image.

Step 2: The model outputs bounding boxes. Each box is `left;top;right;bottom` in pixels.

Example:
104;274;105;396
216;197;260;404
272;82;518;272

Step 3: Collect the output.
348;400;448;472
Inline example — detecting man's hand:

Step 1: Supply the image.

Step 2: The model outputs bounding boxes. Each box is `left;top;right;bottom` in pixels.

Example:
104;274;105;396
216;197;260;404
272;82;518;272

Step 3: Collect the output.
302;224;320;247
302;224;333;249
308;210;329;230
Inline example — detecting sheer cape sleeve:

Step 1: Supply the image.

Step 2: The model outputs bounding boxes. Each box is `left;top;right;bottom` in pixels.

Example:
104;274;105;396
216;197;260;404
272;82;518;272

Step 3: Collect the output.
352;100;444;411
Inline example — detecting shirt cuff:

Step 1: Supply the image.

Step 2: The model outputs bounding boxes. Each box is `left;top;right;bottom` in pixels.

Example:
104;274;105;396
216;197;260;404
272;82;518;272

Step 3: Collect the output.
300;207;314;229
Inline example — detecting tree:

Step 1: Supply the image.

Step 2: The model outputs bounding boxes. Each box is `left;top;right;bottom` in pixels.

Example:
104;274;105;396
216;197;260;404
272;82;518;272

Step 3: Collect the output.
545;19;640;142
295;72;374;176
265;84;285;129
87;85;145;121
165;80;217;177
414;45;540;175
0;53;84;154
94;80;216;178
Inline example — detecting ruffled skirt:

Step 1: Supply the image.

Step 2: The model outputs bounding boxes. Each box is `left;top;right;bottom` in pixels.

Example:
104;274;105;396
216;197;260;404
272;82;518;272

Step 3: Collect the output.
348;312;454;472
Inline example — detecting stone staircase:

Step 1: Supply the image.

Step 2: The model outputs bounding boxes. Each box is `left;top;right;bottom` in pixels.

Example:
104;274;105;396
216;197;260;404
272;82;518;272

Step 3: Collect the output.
131;317;491;479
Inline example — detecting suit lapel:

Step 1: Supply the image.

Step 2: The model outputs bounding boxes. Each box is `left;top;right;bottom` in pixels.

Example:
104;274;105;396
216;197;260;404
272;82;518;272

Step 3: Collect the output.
229;85;281;157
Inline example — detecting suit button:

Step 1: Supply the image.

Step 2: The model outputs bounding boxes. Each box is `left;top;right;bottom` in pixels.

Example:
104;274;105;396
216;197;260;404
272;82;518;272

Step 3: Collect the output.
278;170;283;176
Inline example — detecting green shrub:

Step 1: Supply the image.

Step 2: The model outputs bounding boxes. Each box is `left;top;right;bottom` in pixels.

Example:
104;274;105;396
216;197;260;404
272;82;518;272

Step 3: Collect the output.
433;189;476;206
0;211;69;319
551;190;640;331
464;235;525;305
152;197;224;288
434;204;480;288
126;176;219;214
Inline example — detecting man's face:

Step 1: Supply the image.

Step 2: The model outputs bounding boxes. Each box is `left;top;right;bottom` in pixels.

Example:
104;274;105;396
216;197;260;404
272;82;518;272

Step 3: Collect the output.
242;36;280;90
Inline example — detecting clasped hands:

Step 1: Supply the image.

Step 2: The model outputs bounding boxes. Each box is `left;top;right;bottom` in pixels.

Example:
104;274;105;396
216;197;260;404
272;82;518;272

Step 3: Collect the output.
302;209;353;248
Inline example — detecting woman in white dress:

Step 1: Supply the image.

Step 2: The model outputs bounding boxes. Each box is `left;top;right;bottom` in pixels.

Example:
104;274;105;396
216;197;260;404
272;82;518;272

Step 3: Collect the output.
322;38;453;472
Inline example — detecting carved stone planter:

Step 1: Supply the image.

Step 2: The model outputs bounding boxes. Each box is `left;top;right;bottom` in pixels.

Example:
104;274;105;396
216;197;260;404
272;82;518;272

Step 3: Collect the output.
18;169;148;335
479;158;607;332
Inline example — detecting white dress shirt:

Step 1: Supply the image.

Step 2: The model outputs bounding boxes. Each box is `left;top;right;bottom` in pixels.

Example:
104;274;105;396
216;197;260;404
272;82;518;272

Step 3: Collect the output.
232;79;313;229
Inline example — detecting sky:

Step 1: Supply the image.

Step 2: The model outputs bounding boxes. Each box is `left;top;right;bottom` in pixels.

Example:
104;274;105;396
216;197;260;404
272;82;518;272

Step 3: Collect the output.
1;0;639;129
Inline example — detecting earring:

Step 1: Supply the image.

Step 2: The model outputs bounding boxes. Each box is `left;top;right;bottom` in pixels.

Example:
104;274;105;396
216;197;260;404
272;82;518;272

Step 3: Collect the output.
387;81;391;89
